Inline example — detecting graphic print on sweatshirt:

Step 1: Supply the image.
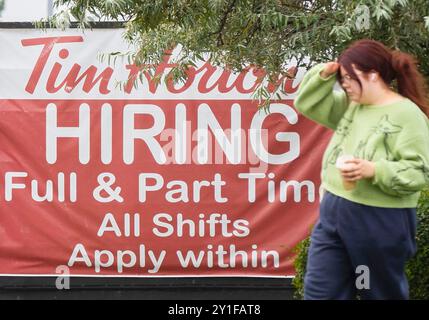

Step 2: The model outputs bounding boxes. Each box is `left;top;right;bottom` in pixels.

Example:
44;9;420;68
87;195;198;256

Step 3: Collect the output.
354;114;402;161
390;155;429;195
324;116;353;169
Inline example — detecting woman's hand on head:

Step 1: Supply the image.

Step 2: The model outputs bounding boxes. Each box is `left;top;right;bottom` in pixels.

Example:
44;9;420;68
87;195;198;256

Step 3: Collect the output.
340;158;376;181
320;62;340;79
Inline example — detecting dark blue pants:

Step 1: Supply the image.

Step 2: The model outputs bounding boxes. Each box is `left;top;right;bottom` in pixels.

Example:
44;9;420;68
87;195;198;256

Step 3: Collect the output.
304;191;417;300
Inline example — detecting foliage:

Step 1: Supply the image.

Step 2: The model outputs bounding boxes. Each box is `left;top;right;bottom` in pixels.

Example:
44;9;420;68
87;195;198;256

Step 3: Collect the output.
43;0;429;110
406;189;429;299
291;234;311;299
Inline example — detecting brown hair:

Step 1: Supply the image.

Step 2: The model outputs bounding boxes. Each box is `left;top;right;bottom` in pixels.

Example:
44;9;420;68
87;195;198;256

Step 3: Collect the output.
336;39;429;117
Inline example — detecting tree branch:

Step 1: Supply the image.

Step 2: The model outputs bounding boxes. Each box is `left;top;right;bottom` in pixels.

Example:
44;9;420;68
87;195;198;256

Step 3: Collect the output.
215;0;237;46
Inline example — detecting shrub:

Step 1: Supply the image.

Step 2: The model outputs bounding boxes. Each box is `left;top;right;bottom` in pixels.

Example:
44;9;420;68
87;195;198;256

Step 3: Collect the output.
292;189;429;300
291;235;311;299
406;189;429;299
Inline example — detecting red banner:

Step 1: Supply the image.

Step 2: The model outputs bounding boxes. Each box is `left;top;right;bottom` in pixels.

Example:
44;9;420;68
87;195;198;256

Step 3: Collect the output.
0;29;331;277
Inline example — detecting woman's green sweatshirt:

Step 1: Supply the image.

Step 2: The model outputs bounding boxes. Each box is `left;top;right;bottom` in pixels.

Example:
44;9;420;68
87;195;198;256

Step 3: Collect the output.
294;63;429;208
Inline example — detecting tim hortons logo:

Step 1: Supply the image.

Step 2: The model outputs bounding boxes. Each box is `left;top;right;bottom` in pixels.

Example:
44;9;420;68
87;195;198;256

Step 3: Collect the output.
21;36;299;96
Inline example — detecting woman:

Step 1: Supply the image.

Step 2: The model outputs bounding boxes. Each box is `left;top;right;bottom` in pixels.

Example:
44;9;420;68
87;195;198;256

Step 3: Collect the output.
294;39;429;300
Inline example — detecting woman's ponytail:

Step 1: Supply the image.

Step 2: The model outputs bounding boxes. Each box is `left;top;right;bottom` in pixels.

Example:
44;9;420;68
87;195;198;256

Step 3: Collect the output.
391;50;429;117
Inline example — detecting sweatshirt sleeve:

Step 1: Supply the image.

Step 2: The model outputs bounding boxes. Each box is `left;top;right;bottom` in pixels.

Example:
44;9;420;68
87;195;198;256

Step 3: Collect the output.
371;118;429;197
294;63;348;130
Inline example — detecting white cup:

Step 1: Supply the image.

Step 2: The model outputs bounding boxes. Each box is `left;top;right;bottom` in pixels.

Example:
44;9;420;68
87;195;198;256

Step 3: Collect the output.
335;155;356;190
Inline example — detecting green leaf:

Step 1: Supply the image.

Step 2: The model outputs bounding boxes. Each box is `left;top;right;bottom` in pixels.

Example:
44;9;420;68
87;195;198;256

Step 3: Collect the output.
425;16;429;32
